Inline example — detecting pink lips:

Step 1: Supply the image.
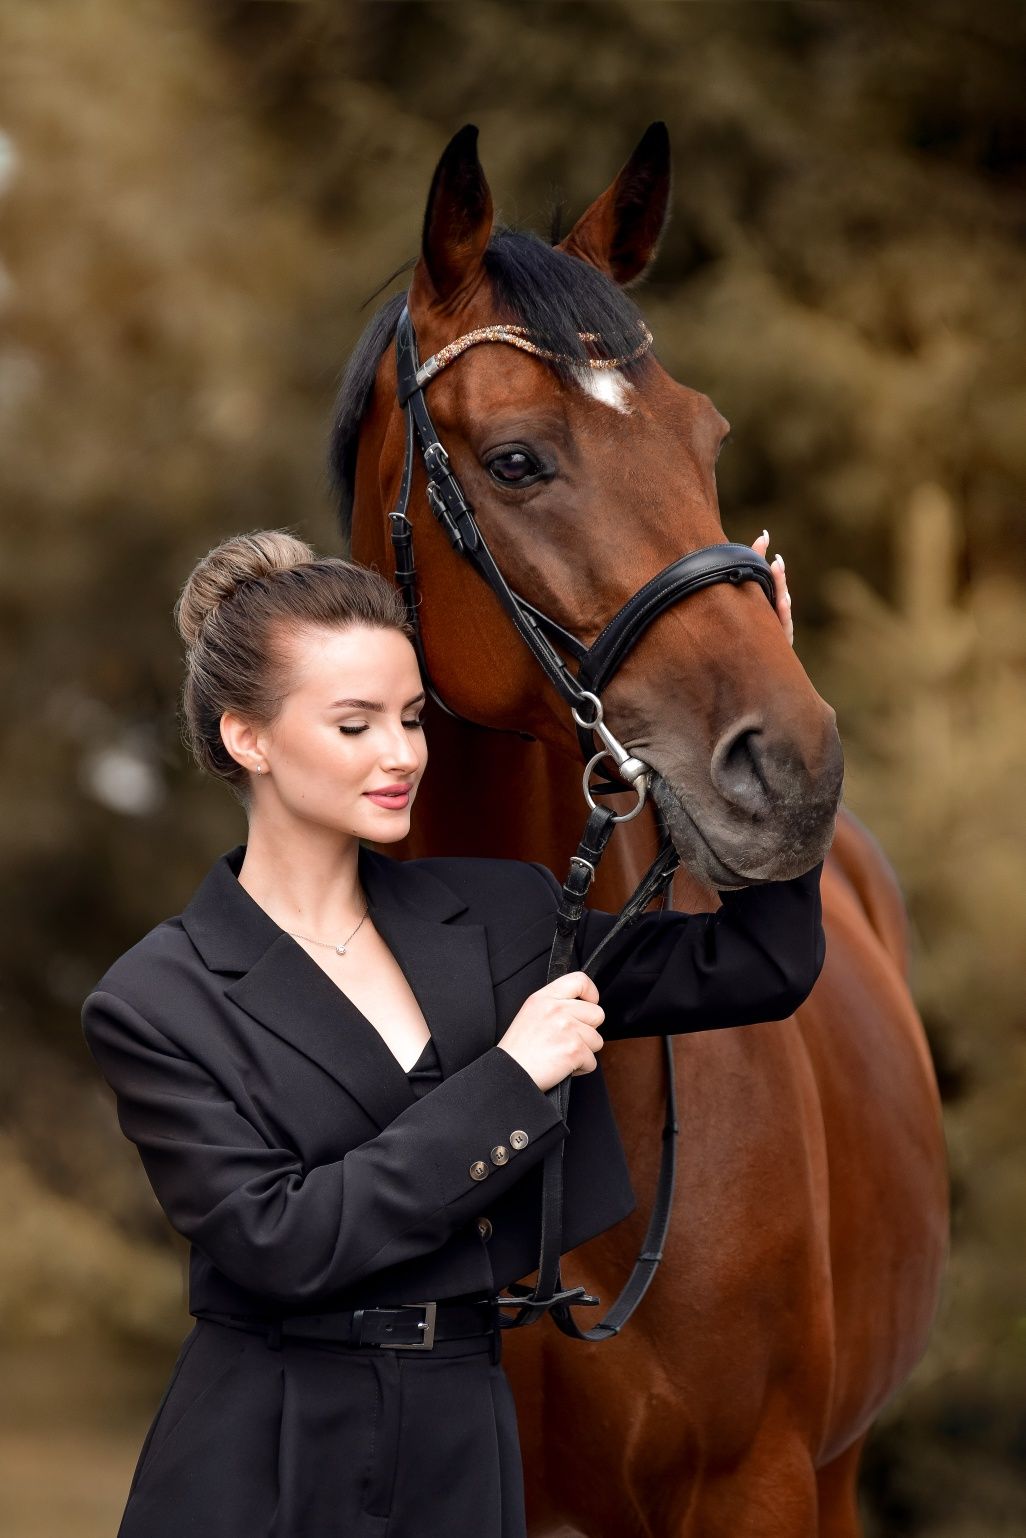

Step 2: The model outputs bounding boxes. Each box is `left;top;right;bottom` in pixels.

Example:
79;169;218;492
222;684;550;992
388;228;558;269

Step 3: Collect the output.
364;788;411;808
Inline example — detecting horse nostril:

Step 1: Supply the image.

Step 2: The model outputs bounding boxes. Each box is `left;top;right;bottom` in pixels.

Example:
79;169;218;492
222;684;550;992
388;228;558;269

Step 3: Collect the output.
709;718;770;815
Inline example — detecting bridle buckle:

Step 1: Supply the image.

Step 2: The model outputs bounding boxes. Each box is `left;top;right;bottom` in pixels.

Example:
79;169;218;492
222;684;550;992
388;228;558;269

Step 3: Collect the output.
423;440;450;475
569;855;596;889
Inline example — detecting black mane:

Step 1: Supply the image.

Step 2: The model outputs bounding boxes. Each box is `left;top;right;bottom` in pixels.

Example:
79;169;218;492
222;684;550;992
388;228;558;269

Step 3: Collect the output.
327;228;650;541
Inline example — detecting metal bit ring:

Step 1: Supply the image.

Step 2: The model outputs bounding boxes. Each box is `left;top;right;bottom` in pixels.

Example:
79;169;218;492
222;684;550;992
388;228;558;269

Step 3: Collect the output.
583;750;649;822
571;690;604;731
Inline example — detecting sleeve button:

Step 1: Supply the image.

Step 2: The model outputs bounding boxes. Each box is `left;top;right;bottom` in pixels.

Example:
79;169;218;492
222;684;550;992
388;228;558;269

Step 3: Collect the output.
476;1216;493;1240
469;1160;489;1181
509;1130;529;1150
490;1144;509;1166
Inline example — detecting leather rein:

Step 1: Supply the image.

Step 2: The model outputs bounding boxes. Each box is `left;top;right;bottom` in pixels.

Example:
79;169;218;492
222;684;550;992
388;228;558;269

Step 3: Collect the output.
385;302;777;1341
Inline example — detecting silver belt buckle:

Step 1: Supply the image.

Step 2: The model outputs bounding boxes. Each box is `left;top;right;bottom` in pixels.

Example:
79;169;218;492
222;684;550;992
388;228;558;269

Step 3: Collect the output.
380;1300;437;1350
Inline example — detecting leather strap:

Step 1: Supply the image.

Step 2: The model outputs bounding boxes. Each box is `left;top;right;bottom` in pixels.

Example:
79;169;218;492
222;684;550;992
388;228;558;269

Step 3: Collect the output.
195;1300;498;1350
496;806;682;1339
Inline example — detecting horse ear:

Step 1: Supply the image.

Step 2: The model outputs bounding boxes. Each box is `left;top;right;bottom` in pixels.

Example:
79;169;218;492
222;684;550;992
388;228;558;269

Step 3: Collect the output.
557;122;671;285
411;124;494;310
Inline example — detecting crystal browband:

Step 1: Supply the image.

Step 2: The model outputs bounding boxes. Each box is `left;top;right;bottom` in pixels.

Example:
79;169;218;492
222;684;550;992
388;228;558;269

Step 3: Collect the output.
414;320;655;390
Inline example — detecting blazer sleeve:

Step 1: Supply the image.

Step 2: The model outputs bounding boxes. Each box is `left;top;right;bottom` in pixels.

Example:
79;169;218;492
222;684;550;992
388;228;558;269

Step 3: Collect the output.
527;858;827;1040
81;988;567;1307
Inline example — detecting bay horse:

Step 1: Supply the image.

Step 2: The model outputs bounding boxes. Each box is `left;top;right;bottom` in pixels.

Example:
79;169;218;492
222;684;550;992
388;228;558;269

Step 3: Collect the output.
330;124;948;1538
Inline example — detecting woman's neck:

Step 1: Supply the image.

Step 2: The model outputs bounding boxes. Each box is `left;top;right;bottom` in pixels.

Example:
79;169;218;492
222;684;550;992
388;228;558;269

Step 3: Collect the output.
235;819;369;938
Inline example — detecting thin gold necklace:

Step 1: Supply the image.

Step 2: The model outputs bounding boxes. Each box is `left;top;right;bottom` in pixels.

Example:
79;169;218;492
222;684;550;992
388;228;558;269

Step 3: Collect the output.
287;900;370;957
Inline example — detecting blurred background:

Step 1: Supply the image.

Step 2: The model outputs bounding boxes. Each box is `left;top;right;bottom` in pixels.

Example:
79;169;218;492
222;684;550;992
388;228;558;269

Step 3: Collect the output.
1;1;1023;1533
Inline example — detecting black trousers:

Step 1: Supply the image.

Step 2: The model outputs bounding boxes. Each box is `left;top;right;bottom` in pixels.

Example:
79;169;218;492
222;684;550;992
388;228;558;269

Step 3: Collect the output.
117;1315;527;1538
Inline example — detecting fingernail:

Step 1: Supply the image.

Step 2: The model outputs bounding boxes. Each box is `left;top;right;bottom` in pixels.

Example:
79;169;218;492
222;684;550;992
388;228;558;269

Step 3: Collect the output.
785;594;792;604
761;528;769;542
772;554;782;567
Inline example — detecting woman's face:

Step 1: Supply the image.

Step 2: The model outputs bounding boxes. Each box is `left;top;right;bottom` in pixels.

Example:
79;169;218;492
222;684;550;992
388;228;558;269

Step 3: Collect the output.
241;623;428;842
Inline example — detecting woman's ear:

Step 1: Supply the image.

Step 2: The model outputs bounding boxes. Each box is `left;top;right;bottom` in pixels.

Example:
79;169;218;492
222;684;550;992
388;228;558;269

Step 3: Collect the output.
409;124;494;314
557;122;671;286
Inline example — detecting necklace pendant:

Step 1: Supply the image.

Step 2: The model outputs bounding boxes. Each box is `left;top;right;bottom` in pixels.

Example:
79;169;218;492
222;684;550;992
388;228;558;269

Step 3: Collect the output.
335;944;347;955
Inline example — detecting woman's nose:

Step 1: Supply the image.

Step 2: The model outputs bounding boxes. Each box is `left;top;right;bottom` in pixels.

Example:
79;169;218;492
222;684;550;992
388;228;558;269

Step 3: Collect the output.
382;724;422;770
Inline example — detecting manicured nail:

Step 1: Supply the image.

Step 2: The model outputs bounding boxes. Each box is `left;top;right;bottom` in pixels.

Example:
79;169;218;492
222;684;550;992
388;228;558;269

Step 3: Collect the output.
772;554;782;567
761;528;769;542
785;594;792;604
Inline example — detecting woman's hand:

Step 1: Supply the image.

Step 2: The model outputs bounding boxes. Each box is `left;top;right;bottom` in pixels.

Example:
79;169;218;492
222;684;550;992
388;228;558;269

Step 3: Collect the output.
751;528;793;646
497;971;606;1092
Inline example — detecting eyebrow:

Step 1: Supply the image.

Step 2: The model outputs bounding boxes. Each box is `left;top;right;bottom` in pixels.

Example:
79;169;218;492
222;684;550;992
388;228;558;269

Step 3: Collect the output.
329;692;427;711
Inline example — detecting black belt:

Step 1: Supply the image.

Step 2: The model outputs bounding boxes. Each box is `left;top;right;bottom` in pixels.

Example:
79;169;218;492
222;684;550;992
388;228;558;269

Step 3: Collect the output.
194;1299;499;1352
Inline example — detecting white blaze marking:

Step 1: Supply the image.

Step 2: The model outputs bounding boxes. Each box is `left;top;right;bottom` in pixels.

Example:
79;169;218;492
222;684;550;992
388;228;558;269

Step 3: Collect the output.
575;367;633;414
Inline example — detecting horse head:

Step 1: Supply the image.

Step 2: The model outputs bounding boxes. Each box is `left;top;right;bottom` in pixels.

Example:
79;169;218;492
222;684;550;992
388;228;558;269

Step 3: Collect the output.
332;124;842;886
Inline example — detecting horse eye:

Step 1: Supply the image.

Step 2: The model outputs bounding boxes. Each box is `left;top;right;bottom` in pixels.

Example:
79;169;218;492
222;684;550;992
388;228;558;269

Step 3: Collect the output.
487;449;541;485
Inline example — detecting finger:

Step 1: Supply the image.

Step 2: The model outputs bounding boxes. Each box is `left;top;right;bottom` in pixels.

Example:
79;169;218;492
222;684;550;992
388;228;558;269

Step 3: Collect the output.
770;556;787;610
547;971;599;1002
751;527;770;556
574;973;600;1003
770;553;794;647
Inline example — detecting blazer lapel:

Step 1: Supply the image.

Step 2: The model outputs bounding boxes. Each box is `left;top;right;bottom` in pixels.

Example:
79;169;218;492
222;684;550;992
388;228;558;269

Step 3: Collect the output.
181;842;497;1132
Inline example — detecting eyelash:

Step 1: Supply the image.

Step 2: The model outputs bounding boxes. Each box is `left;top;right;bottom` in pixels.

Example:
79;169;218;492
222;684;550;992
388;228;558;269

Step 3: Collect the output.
338;719;424;736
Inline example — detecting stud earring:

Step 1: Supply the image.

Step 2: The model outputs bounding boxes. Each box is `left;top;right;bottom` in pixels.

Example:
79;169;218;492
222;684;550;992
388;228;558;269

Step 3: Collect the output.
255;765;264;775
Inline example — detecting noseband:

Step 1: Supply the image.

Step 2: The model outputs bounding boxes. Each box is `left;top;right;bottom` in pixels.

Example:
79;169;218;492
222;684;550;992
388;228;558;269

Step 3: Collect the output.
385;301;778;1341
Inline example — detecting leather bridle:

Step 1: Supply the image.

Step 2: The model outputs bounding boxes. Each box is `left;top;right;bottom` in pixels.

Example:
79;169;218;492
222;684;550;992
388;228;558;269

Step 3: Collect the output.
385;301;777;1341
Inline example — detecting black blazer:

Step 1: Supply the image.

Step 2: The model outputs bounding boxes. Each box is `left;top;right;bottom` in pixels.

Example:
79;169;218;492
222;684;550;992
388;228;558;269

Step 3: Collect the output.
81;843;826;1320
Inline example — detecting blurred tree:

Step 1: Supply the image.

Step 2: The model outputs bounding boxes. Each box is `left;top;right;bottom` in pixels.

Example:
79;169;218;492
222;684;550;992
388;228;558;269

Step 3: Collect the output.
0;1;1022;1531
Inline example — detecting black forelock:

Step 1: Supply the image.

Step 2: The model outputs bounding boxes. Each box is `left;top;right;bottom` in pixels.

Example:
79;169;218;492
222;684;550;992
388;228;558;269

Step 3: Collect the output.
327;228;650;544
483;229;649;378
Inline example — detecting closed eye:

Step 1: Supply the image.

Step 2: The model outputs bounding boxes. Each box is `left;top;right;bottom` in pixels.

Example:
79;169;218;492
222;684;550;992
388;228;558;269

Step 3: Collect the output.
339;719;424;735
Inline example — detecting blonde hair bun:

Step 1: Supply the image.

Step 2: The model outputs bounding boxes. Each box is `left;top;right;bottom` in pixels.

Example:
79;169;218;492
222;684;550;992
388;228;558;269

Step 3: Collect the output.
174;529;314;649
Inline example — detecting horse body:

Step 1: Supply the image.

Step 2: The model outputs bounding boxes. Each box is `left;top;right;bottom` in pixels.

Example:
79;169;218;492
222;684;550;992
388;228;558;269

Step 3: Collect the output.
339;124;948;1537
